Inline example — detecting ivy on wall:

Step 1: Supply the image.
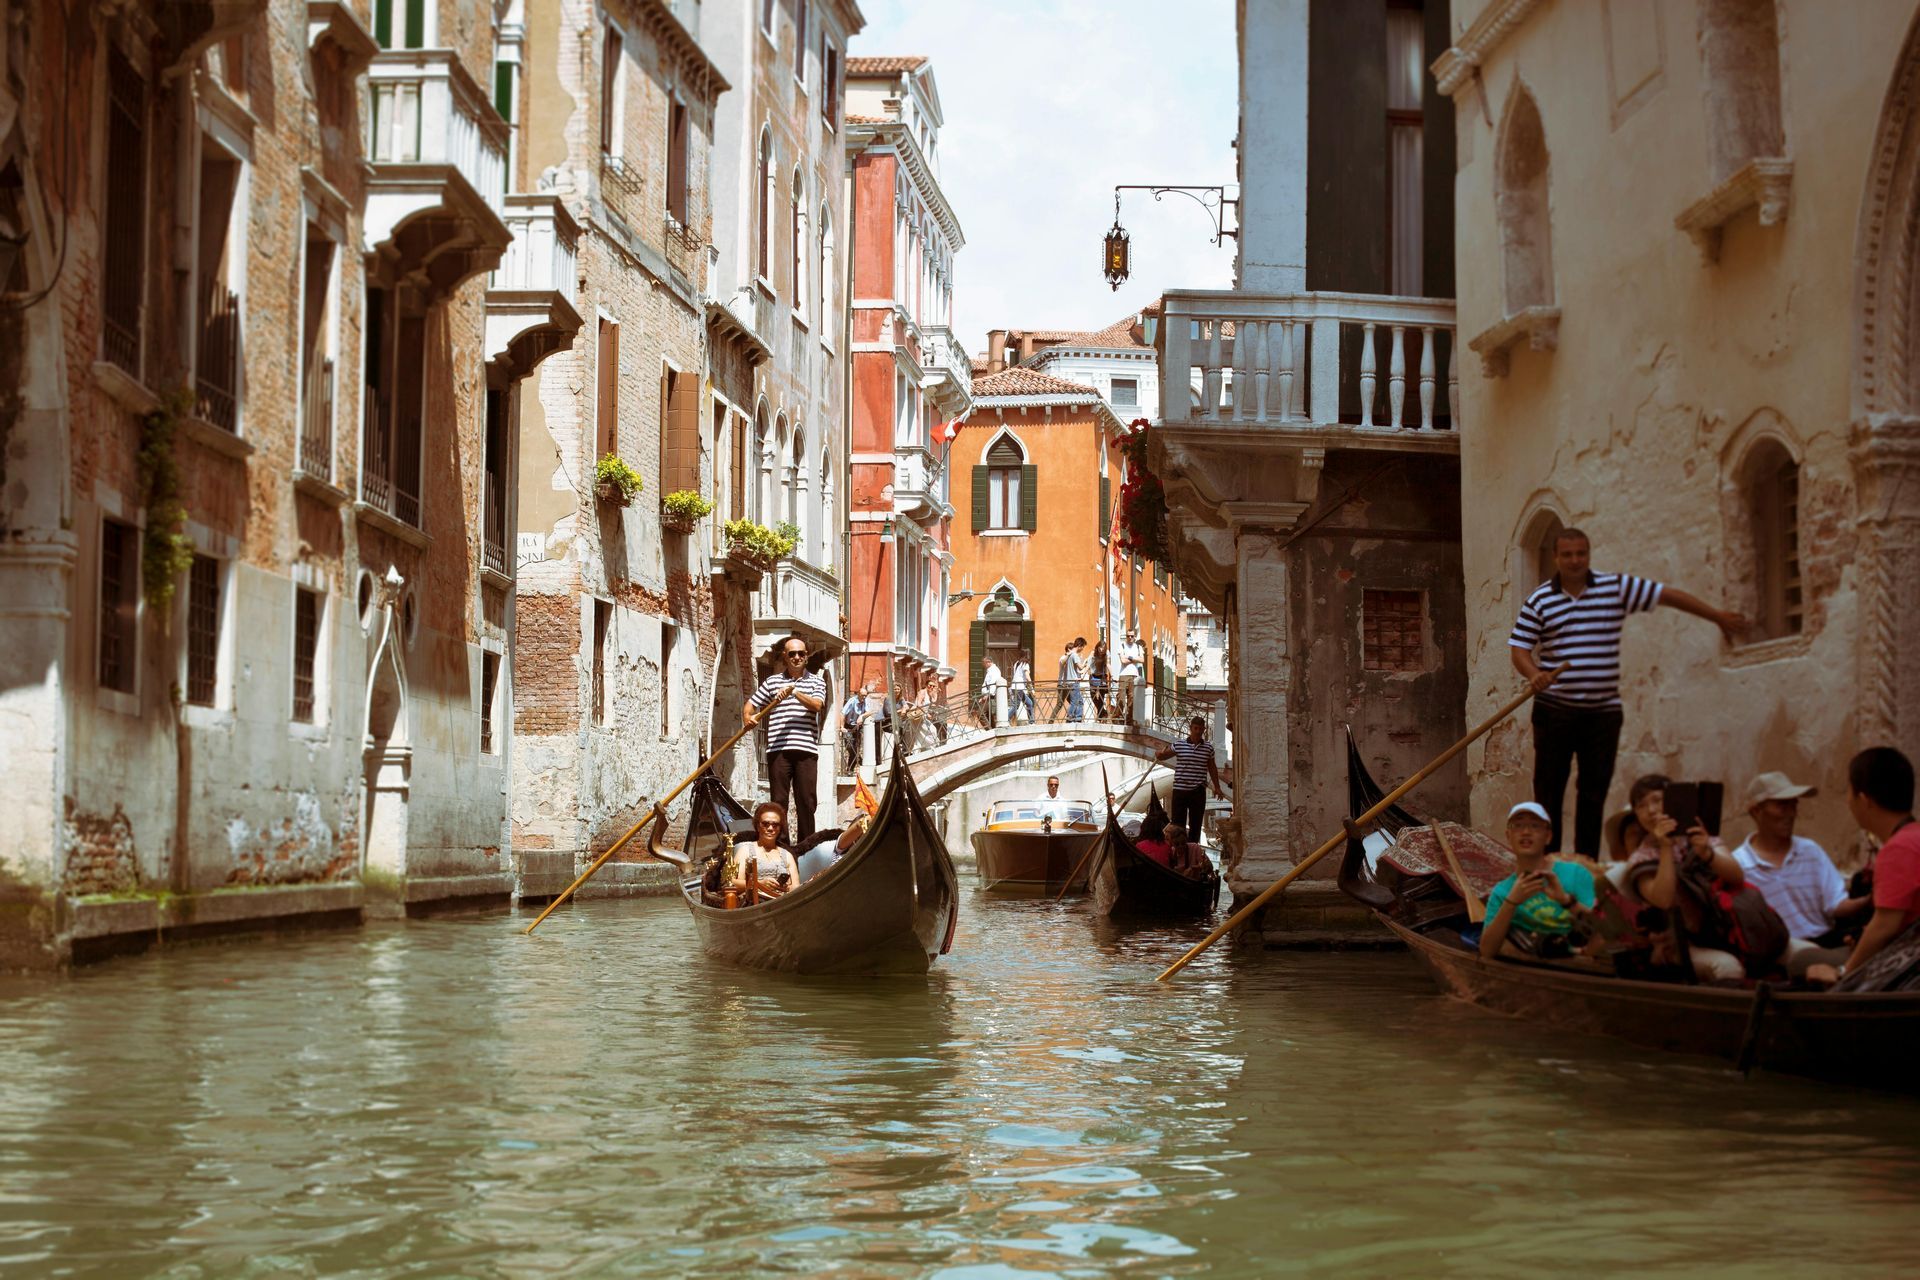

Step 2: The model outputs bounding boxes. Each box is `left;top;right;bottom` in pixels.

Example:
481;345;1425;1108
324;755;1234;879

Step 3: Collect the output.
137;389;196;615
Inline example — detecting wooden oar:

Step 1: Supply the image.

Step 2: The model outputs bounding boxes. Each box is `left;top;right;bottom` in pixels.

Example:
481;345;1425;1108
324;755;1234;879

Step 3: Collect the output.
522;686;791;935
1153;666;1566;982
1430;819;1485;924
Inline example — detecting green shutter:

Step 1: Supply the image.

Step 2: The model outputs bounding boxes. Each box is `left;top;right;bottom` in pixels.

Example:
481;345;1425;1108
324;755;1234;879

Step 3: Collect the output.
494;62;514;122
1019;464;1037;531
1099;474;1110;542
404;0;425;47
1178;673;1188;694
969;620;987;692
374;0;393;46
971;466;989;531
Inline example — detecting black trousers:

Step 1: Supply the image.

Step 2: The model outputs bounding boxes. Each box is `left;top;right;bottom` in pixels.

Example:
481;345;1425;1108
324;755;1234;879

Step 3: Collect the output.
1171;785;1207;843
1531;700;1624;855
766;749;818;847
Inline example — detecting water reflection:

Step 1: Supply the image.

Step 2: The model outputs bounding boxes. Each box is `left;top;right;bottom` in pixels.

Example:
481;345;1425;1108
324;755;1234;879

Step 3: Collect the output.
1;892;1917;1276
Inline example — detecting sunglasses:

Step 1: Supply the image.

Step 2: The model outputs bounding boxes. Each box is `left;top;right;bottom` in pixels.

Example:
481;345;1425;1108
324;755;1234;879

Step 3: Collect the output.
784;649;808;659
757;818;783;829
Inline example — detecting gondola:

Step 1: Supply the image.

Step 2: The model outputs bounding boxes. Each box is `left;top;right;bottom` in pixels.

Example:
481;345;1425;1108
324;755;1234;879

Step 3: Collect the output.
655;744;960;975
1337;730;1920;1092
1089;791;1221;919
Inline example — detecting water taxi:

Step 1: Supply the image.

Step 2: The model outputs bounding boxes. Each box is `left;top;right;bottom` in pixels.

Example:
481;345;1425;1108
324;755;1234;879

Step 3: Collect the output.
970;796;1102;896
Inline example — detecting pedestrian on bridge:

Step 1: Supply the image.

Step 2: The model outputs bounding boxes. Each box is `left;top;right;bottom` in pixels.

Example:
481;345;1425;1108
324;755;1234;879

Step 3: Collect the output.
745;634;827;849
1010;651;1036;725
1117;631;1145;723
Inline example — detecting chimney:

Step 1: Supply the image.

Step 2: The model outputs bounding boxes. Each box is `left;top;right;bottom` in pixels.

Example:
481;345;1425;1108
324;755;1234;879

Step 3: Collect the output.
1016;333;1037;363
986;329;1007;374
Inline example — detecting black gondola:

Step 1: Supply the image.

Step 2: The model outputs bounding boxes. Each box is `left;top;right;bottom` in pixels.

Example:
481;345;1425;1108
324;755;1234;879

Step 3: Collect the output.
1089;791;1221;918
1337;728;1920;1093
655;745;960;975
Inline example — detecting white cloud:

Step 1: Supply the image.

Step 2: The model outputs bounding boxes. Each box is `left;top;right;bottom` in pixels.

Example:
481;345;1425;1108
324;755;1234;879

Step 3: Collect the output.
852;0;1237;357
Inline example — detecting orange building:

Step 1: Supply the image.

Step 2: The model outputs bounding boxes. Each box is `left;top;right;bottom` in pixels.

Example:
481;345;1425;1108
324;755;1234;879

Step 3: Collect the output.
947;367;1185;707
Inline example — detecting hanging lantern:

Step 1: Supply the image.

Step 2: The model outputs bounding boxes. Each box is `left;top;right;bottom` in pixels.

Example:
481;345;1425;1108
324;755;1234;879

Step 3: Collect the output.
1103;218;1131;292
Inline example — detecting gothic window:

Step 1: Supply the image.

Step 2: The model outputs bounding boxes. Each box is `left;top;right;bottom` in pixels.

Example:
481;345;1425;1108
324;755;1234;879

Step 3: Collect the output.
757;129;773;281
976;435;1029;532
819;205;835;344
1699;0;1785;183
790;167;807;316
1737;439;1803;641
1496;87;1553;315
1523;509;1566;593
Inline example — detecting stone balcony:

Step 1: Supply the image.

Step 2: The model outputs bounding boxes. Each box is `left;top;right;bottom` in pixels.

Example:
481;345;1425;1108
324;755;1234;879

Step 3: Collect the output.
921;324;973;417
486;194;583;380
890;445;946;521
752;557;844;657
1153;289;1460;610
365;50;512;294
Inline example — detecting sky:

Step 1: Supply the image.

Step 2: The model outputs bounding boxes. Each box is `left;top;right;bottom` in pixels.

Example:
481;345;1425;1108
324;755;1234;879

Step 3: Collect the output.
850;0;1238;358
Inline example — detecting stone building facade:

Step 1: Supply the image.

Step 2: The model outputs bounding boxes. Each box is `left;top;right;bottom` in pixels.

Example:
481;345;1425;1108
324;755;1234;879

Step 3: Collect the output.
845;55;971;702
1441;0;1920;858
508;0;738;895
0;0;573;965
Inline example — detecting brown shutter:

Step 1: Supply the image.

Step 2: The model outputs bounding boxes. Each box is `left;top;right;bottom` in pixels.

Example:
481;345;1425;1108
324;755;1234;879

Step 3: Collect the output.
597;319;619;456
1019;464;1037;531
662;368;700;495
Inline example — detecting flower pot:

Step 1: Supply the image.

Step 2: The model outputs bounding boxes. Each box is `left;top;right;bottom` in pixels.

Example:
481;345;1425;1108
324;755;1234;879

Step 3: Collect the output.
662;512;698;535
595;479;628;506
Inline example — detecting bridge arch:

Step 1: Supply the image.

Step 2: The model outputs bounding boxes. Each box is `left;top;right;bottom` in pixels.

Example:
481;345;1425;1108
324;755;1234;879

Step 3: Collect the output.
908;722;1177;804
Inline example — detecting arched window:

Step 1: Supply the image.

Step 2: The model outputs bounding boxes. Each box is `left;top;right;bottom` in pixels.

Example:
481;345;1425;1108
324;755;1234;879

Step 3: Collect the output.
753;402;771;522
1497;86;1553;315
1736;438;1802;641
1699;0;1785;184
790;167;807;318
818;204;834;344
983;433;1024;531
789;422;808;557
1520;508;1566;594
774;412;792;539
756;129;772;281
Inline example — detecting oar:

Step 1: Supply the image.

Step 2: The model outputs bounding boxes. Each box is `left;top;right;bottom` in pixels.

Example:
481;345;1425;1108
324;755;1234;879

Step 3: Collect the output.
1153;666;1567;982
522;686;792;935
1430;819;1485;924
1054;761;1150;902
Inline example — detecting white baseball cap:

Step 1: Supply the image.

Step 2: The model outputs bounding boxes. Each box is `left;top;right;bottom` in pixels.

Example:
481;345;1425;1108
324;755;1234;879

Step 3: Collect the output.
1508;801;1552;824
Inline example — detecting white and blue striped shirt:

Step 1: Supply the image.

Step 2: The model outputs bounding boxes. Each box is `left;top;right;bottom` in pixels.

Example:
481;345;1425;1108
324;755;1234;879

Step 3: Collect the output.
750;671;826;755
1508;571;1664;709
1167;738;1216;791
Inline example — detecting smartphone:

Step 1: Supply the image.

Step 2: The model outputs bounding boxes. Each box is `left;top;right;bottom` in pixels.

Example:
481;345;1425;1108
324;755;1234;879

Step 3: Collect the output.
1664;781;1700;834
1697;781;1724;837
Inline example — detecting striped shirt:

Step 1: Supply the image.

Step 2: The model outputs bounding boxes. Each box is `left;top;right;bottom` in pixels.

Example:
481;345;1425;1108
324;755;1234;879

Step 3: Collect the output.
750;671;826;755
1508;571;1664;709
1167;738;1216;790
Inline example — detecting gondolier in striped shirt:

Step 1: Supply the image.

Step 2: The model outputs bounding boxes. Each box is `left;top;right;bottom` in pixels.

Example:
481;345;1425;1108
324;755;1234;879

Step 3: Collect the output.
745;634;829;849
1156;716;1226;844
1510;528;1745;855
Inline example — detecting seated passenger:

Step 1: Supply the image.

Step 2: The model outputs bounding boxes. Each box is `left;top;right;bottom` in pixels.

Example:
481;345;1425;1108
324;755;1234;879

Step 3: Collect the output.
729;801;802;901
1621;774;1749;983
1480;801;1598;959
1167;830;1211;879
1731;771;1867;975
1135;810;1173;867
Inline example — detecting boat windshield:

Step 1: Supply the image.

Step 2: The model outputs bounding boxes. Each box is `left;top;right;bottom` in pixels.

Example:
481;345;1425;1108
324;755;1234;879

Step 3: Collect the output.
988;800;1095;825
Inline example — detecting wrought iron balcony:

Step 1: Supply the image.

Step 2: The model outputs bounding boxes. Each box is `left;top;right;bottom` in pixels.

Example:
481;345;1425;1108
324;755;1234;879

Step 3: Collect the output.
194;284;241;432
300;355;334;480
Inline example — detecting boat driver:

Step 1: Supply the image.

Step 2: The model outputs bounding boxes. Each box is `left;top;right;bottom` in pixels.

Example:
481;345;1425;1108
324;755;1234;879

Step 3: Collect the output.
1479;801;1598;960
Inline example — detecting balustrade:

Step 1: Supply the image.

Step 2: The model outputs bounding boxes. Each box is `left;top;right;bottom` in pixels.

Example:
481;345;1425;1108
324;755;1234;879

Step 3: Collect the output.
1160;291;1459;431
367;51;507;210
492;194;577;295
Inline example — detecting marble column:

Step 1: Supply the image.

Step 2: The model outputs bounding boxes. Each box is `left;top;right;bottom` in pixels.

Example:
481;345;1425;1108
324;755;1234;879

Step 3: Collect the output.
1226;528;1294;894
1853;415;1920;754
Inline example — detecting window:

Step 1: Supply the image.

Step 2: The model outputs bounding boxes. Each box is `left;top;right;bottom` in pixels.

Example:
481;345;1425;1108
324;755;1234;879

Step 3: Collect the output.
753;406;771;521
1526;510;1565;593
985;436;1022;530
293;587;321;722
1386;4;1425;296
794;0;808;84
760;0;775;36
186;554;222;707
484;387;507;573
661;364;699;495
666;98;689;224
660;622;677;737
730;410;747;522
1739;441;1803;641
592;599;611;725
757;131;773;281
481;650;501;754
1110;377;1139;408
101;48;148;376
300;226;336;479
98;518;139;694
822;42;839;129
597;317;619;455
600;26;622;156
1497;87;1553;315
819;207;835;344
1362;589;1425;672
373;0;427;49
193;136;243;432
790;168;806;316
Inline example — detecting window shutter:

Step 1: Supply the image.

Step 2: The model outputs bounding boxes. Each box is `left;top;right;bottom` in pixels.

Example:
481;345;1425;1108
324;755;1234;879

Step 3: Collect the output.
1178;673;1188;694
1019;464;1037;531
1020;619;1035;659
1099;474;1110;542
971;466;988;531
969;620;986;692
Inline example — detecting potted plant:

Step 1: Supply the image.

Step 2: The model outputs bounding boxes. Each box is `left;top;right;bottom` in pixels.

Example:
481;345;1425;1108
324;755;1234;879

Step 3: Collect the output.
594;453;643;507
771;521;800;559
723;518;783;572
661;489;714;534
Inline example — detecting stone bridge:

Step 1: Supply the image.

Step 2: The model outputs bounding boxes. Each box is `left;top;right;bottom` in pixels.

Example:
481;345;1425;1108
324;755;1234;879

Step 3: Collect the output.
903;721;1185;804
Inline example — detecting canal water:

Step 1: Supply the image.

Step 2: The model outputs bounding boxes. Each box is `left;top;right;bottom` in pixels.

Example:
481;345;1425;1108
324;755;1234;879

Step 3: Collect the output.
4;894;1918;1278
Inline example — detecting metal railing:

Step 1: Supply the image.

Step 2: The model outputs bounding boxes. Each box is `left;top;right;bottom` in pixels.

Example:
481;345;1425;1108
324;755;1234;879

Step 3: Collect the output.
599;153;644;226
362;385;423;528
483;476;506;573
195;284;240;432
301;355;334;480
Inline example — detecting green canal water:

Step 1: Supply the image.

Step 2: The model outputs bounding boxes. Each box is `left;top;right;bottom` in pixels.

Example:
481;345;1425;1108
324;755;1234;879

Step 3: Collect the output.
3;894;1918;1278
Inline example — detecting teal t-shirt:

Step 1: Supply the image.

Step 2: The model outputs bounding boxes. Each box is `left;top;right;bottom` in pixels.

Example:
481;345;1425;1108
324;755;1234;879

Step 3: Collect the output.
1483;861;1597;936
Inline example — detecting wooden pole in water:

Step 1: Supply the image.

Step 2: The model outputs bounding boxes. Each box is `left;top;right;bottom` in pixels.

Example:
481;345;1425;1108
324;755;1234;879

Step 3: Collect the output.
1153;668;1565;982
522;687;791;935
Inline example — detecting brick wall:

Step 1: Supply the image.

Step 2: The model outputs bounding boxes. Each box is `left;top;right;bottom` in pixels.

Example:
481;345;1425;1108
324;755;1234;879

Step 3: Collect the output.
514;587;583;736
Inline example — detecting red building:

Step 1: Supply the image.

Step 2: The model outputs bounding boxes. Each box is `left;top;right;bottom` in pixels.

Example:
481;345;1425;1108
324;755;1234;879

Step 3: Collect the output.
844;57;972;702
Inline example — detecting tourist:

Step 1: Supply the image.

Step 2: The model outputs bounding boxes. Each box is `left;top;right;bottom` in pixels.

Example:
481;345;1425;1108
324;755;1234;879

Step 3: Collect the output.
1064;637;1090;722
728;802;801;901
1479;801;1598;959
1157;716;1225;844
1730;771;1867;973
1046;775;1061;800
839;681;874;766
1010;651;1036;725
1509;527;1747;854
1808;747;1920;988
979;656;1007;728
1090;639;1111;719
1134;807;1173;868
1620;774;1749;983
1118;630;1145;723
1052;641;1077;722
744;635;826;848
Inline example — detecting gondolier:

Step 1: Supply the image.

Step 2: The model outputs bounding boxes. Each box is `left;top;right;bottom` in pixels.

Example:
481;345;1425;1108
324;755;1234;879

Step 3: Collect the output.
1509;527;1745;855
745;634;828;848
1156;716;1224;845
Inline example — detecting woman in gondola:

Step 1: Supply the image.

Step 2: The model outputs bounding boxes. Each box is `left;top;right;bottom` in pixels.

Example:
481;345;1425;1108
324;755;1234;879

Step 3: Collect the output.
728;801;802;901
1619;774;1749;982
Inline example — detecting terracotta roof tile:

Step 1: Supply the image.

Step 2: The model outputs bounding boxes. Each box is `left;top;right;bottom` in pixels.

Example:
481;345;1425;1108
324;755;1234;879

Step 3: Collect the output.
972;367;1102;399
847;55;929;74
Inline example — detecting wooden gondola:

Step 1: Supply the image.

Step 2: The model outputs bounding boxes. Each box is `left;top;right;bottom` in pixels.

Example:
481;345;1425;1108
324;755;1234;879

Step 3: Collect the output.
657;744;960;975
1090;791;1221;919
1338;730;1920;1092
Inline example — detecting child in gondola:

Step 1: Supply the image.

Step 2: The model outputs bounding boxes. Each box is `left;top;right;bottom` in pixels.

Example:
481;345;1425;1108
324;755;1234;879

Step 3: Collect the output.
1479;801;1599;960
